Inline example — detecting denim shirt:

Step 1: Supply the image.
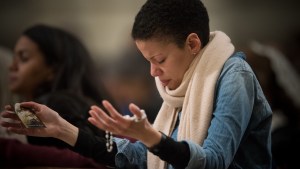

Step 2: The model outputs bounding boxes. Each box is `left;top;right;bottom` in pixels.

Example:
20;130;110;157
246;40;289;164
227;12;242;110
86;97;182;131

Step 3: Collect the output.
114;52;272;169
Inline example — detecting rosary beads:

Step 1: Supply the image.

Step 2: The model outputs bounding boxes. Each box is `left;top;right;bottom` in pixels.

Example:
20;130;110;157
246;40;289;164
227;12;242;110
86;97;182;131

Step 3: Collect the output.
105;130;113;152
105;109;147;152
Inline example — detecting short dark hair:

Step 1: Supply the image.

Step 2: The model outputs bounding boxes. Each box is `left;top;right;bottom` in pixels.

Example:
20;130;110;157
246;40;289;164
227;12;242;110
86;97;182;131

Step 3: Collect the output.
132;0;210;48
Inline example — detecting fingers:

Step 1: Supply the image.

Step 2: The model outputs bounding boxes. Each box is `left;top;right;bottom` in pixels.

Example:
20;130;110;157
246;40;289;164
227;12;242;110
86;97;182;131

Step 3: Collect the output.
102;101;143;129
88;100;149;139
7;127;31;135
1;120;23;128
89;105;117;131
90;105;115;124
102;100;123;119
98;100;130;124
1;104;23;129
19;102;51;122
8;128;26;134
88;111;122;135
20;102;41;112
4;105;13;111
88;101;153;141
88;101;132;134
1;110;20;121
129;103;145;120
129;103;140;112
88;113;106;130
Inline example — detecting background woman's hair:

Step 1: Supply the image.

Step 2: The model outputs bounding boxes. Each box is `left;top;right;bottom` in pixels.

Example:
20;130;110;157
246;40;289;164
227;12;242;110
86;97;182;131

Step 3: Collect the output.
23;24;113;104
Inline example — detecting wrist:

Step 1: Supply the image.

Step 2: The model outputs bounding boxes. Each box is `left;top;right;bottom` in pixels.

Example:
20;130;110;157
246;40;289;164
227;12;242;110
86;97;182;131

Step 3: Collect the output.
139;123;162;147
56;118;79;146
147;131;167;153
147;132;190;168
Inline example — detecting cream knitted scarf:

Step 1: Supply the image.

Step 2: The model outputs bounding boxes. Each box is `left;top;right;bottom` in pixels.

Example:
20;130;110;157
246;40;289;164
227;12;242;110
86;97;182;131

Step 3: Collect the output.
147;31;235;169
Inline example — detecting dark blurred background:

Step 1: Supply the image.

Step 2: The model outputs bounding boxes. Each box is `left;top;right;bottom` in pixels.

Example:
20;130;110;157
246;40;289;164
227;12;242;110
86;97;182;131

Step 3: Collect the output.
1;0;300;167
0;0;299;60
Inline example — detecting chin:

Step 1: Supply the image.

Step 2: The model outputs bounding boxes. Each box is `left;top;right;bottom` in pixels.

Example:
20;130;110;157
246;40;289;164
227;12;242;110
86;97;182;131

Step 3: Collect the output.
9;85;19;93
167;85;175;90
168;84;180;90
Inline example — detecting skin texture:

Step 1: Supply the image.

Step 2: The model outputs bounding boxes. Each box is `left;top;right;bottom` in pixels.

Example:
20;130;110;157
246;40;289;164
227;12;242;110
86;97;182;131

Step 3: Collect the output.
136;34;199;90
9;36;54;100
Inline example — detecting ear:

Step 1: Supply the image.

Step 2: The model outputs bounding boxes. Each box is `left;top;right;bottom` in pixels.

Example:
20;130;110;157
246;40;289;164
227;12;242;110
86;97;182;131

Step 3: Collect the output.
186;33;201;56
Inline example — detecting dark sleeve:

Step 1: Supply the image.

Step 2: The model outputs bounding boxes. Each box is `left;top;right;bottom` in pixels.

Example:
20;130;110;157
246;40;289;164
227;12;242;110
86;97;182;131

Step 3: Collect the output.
37;92;98;132
0;138;106;168
28;92;105;148
73;128;117;167
148;132;190;169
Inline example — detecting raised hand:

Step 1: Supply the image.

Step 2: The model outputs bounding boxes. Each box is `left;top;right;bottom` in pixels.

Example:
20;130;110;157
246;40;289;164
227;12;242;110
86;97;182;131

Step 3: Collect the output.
88;100;161;147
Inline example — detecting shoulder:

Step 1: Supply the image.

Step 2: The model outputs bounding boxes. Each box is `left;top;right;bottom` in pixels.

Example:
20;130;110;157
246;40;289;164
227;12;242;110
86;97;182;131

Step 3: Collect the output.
216;51;259;90
220;51;255;76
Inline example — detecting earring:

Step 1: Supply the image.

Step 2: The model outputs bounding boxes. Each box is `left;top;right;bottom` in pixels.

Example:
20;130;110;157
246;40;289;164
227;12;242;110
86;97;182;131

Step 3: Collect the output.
105;131;113;152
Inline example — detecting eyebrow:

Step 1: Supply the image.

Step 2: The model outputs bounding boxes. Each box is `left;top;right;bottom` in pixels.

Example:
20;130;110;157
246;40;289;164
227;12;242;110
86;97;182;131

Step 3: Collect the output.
16;47;29;52
149;53;162;61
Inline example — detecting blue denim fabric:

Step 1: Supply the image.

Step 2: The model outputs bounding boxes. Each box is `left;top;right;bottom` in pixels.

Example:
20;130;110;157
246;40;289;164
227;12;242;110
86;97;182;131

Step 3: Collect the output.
114;52;272;169
114;138;147;168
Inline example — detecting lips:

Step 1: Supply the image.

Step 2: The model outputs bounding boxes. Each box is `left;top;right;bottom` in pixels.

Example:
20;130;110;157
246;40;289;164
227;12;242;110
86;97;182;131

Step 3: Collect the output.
160;79;170;86
9;74;18;84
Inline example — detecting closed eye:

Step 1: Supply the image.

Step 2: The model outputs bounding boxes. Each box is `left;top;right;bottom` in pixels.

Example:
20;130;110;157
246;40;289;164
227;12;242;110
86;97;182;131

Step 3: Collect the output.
158;59;165;64
18;50;30;63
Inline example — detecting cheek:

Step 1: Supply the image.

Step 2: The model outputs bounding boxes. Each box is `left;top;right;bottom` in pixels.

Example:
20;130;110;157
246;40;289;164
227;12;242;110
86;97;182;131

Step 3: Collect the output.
164;67;183;90
19;64;51;87
170;64;188;89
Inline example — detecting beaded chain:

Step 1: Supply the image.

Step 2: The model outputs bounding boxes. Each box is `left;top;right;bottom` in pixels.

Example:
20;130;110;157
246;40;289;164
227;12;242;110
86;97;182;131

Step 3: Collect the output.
104;109;146;152
105;131;113;152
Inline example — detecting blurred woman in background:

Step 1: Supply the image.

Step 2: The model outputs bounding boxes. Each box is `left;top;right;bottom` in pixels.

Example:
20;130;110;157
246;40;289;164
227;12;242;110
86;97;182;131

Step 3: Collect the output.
7;24;116;148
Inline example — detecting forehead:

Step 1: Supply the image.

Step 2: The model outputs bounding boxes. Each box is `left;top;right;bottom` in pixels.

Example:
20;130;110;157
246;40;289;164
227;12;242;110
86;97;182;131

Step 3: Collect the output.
136;38;166;48
15;36;38;50
135;39;179;58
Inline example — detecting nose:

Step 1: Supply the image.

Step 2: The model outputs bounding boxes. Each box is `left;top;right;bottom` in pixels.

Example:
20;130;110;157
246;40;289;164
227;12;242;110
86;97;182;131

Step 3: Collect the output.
9;57;18;71
150;63;162;77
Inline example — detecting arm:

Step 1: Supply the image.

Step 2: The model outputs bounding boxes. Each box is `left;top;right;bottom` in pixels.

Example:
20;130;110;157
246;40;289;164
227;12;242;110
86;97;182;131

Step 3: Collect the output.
147;132;190;169
25;93;105;148
185;63;257;169
73;128;117;167
88;100;190;168
0;102;118;167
